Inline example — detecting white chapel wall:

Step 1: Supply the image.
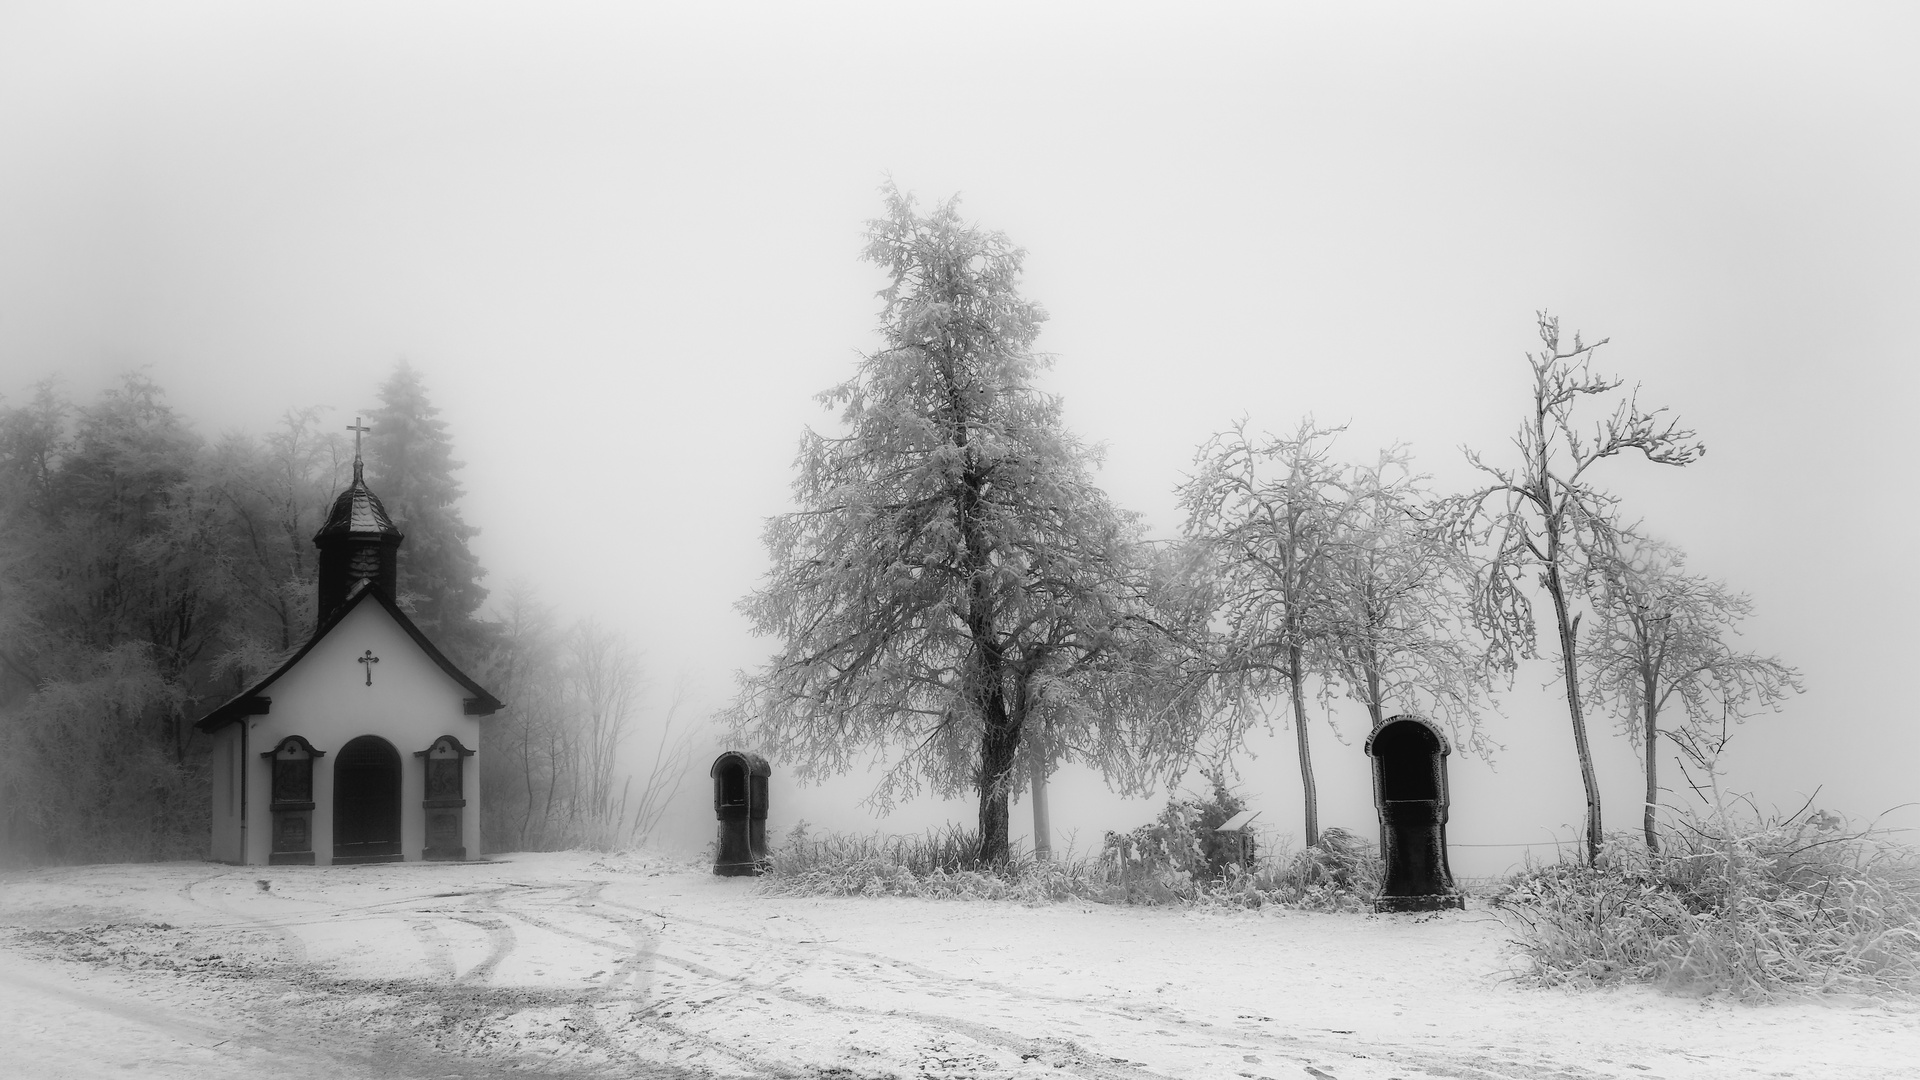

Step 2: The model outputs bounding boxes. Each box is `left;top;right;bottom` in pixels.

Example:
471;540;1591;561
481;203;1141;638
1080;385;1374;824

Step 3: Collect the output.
240;599;483;865
209;723;243;863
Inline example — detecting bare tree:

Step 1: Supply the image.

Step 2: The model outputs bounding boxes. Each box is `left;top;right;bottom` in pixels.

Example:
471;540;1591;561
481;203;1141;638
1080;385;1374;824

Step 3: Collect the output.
622;672;700;846
1180;418;1349;849
1325;446;1502;755
1451;313;1704;865
1582;539;1802;851
1015;545;1213;859
565;619;640;833
477;584;565;851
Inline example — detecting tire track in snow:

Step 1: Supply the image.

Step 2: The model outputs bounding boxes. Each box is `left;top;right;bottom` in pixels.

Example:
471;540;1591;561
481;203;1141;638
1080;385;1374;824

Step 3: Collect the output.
649;944;1180;1080
448;913;516;985
179;871;310;966
482;882;790;1079
575;882;658;996
601;896;1069;998
568;896;1191;1080
588;894;1589;1080
408;919;457;981
175;872;1548;1080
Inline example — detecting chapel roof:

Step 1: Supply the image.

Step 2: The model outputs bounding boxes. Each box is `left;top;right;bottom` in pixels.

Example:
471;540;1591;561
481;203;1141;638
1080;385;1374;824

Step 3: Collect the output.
314;459;401;539
194;580;502;732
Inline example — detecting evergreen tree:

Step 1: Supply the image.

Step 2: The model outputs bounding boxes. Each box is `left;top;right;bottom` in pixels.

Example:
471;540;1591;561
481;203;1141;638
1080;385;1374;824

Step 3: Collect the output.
0;371;497;864
363;361;489;658
0;375;237;860
735;187;1190;864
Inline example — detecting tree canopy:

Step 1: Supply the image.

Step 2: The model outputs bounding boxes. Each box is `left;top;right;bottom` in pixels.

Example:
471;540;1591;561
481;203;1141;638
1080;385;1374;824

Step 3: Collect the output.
364;361;489;662
734;187;1196;863
1582;538;1802;850
1451;313;1705;865
1181;418;1351;849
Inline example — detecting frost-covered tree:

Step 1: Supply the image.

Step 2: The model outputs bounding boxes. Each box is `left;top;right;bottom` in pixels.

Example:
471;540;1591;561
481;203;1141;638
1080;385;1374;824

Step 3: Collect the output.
1013;541;1211;859
1451;313;1704;865
205;407;351;657
735;187;1187;864
0;375;238;859
1582;539;1801;851
0;380;69;702
363;361;488;660
1325;447;1500;755
1180;418;1349;849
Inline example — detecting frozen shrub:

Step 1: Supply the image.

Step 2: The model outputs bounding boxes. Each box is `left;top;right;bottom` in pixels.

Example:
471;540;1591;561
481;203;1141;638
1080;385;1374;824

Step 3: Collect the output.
1493;808;1920;999
1191;828;1384;912
1103;777;1251;888
761;823;1109;902
761;796;1385;911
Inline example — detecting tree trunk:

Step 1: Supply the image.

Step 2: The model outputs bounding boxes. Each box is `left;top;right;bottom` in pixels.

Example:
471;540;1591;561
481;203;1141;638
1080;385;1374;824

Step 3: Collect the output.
970;622;1017;866
519;732;535;850
1642;665;1662;854
1544;564;1603;865
956;444;1019;865
1643;711;1661;854
1288;643;1319;850
1030;724;1052;861
976;691;1018;865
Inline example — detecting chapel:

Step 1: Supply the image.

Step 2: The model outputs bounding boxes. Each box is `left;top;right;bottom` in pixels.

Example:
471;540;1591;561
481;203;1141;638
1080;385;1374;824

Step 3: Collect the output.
197;428;501;865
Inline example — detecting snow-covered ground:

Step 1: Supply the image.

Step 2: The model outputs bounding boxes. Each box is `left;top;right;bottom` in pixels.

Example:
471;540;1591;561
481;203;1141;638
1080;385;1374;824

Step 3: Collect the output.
0;852;1912;1080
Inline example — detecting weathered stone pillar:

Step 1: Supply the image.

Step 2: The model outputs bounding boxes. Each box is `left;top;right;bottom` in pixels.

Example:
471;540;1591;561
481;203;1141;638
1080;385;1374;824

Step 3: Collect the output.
1365;715;1464;912
711;751;770;876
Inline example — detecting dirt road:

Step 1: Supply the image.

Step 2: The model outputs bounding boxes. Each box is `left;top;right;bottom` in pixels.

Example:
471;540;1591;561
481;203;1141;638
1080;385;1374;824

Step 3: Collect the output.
1;853;1911;1079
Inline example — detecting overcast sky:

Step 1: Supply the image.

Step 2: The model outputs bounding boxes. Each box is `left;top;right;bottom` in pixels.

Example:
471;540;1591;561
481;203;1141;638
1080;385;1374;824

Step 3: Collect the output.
4;3;1915;869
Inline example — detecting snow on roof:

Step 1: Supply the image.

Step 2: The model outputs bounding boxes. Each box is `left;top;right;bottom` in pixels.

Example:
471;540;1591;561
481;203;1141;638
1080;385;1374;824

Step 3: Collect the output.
1214;810;1260;832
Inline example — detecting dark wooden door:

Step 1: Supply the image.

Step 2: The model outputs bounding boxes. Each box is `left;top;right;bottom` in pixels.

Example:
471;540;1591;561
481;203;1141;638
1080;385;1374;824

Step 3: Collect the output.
333;735;402;863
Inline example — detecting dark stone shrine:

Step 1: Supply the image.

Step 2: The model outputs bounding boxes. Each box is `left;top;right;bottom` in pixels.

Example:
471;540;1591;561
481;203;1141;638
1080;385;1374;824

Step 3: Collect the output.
1364;715;1464;912
710;751;770;876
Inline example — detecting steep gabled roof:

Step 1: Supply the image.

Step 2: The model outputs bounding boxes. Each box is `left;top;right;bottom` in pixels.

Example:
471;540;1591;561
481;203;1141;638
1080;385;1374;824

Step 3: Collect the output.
195;581;502;733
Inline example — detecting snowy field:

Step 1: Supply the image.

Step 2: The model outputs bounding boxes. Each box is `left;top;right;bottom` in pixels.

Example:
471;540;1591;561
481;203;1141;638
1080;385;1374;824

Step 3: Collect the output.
0;851;1912;1080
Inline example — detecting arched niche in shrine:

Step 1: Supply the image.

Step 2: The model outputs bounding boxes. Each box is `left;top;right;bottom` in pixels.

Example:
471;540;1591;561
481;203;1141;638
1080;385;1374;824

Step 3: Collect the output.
416;735;475;861
260;735;326;865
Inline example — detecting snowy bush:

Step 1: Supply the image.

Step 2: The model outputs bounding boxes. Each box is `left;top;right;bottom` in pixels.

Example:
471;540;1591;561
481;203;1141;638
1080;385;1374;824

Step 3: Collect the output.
1102;777;1252;886
760;823;1095;901
1492;807;1920;999
762;800;1384;911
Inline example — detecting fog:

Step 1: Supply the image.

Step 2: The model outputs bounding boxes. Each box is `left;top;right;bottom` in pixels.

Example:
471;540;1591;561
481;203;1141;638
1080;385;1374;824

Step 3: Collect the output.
3;3;1915;873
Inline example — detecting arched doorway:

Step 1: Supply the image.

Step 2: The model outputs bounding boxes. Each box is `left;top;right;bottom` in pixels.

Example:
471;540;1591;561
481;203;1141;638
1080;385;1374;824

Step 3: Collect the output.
333;735;402;864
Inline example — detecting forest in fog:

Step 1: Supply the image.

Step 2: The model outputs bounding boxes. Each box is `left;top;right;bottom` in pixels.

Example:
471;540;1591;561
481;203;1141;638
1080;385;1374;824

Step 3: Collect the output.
0;363;690;865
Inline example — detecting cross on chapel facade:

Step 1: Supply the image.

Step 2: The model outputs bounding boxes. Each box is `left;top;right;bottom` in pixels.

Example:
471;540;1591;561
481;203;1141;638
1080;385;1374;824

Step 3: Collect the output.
196;426;501;865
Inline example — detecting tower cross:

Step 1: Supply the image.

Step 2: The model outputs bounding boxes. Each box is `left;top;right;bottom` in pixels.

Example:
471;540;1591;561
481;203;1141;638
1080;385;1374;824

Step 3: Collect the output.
347;418;371;461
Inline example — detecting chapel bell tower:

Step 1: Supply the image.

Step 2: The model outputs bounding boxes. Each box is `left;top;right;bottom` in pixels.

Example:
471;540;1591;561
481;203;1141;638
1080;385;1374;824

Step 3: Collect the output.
313;418;403;619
